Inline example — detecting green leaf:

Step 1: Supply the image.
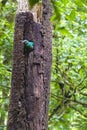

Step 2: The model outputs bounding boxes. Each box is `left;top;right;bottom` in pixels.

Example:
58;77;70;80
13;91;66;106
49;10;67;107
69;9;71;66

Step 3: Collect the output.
58;27;73;37
68;9;76;21
61;0;68;6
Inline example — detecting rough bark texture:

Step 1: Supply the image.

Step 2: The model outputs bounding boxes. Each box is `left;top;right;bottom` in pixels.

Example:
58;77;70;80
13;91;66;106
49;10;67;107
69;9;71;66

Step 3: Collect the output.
17;0;29;13
7;0;52;130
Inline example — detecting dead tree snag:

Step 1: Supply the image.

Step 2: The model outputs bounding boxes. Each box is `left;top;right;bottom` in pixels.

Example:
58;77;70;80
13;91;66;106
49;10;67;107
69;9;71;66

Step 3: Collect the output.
7;0;52;130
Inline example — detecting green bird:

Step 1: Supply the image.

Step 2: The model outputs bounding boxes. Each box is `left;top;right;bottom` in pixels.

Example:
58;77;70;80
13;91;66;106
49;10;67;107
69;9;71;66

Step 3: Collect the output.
22;40;34;51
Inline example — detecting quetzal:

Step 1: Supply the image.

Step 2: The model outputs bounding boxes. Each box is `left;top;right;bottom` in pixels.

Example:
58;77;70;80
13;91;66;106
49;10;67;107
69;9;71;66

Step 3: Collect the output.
22;40;34;52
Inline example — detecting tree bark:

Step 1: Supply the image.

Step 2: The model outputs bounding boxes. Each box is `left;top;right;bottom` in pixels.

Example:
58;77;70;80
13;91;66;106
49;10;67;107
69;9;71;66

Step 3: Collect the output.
7;0;52;130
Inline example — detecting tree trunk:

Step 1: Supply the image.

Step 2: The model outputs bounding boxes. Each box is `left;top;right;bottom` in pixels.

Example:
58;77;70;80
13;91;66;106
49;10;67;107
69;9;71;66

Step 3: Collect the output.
7;0;52;130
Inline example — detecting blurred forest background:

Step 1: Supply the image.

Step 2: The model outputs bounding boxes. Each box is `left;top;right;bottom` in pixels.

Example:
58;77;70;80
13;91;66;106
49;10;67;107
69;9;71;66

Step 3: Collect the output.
0;0;87;130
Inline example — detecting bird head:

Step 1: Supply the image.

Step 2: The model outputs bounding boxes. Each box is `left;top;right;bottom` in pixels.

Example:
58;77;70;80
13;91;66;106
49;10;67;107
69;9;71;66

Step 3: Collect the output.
22;40;29;45
22;40;34;50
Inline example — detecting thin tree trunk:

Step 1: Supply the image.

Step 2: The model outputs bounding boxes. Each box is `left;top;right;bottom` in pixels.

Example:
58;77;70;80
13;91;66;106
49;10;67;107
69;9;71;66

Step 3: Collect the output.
7;0;52;130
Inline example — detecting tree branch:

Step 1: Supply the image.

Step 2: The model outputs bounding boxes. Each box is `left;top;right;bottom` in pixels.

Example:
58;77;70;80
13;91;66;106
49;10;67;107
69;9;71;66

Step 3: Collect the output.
69;105;87;118
79;92;87;96
51;93;87;106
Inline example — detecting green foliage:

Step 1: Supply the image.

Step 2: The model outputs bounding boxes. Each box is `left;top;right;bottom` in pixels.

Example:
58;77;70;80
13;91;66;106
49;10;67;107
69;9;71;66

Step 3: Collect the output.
28;0;41;8
0;0;16;129
49;0;87;130
0;0;87;130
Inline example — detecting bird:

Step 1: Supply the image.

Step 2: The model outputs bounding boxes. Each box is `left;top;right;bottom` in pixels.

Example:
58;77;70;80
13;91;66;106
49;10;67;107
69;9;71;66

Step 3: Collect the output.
22;40;34;52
